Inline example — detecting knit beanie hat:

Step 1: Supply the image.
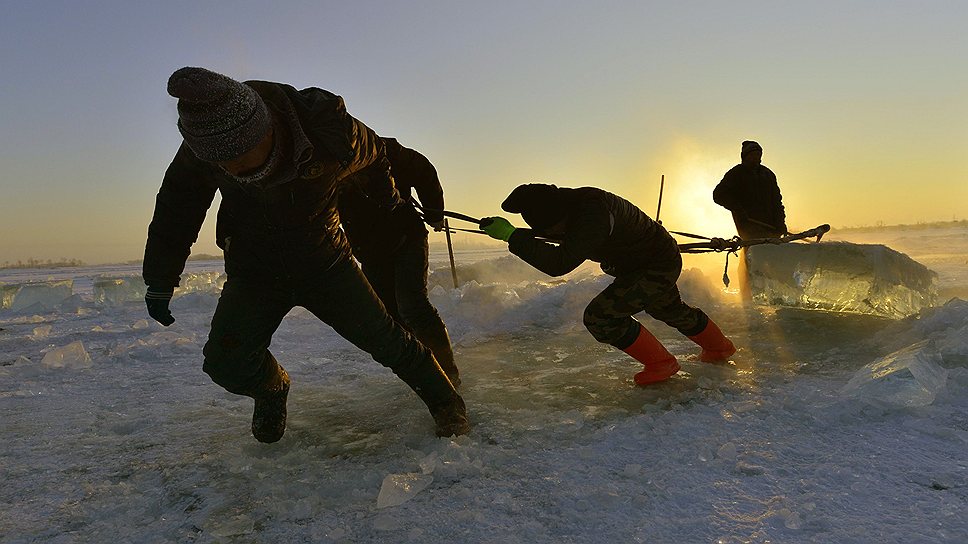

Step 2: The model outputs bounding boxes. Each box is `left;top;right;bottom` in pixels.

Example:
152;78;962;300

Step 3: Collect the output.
741;140;763;156
167;67;271;162
501;183;567;230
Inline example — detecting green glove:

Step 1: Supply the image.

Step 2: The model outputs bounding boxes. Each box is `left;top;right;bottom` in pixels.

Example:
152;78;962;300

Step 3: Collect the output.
480;216;517;242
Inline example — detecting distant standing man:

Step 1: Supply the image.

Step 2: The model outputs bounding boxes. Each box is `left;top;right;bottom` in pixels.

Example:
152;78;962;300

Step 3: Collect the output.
338;138;461;386
143;67;468;443
479;184;736;385
713;140;788;239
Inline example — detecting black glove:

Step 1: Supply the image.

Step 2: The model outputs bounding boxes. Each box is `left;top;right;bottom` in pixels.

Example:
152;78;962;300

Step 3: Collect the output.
423;213;446;231
145;287;175;326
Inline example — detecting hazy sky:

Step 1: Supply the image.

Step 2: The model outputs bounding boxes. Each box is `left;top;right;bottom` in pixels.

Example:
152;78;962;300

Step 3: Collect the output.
2;1;965;264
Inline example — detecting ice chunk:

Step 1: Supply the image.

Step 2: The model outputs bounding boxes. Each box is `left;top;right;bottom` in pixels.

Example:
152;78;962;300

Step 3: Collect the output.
376;473;434;509
717;442;738;461
58;294;86;314
93;276;147;304
91;272;224;304
32;325;52;339
41;340;93;369
419;452;439;474
175;271;225;296
777;508;802;530
747;241;936;319
132;319;150;330
1;284;19;309
872;298;968;361
841;341;948;407
7;280;74;312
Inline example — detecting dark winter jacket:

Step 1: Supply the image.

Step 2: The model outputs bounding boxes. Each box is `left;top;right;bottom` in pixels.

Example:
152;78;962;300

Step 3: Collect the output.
507;187;680;277
143;81;397;288
338;138;445;261
713;163;787;239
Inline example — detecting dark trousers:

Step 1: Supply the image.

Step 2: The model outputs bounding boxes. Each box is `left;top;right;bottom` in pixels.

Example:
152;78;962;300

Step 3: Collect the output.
359;233;438;329
358;233;457;374
582;256;708;349
202;254;440;397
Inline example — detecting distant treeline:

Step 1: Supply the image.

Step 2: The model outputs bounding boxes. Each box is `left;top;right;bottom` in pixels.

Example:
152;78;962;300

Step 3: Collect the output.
837;219;967;233
187;253;224;261
0;258;86;270
119;253;224;266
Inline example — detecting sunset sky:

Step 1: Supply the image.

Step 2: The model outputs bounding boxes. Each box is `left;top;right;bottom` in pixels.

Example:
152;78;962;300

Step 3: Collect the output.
1;1;965;264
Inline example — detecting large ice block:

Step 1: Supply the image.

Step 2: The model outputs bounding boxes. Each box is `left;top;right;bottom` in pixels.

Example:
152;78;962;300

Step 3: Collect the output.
93;276;148;304
747;241;936;318
92;271;225;304
7;280;74;312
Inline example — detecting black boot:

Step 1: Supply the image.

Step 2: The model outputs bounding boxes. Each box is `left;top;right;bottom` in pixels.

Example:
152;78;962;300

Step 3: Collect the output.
412;321;461;388
396;352;470;437
250;365;291;444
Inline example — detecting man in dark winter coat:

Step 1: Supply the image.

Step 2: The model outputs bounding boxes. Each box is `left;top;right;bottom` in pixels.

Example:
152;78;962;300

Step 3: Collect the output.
143;67;468;442
479;184;735;385
338;138;460;386
713;140;788;239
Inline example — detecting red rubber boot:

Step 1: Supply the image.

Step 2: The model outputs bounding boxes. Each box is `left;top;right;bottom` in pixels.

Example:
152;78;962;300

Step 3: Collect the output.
622;325;680;385
688;319;736;362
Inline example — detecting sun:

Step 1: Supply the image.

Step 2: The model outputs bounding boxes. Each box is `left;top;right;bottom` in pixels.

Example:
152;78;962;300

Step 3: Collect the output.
633;139;737;240
622;138;746;287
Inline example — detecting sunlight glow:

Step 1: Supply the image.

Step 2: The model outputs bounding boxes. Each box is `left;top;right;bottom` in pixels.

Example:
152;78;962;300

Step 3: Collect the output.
658;139;738;240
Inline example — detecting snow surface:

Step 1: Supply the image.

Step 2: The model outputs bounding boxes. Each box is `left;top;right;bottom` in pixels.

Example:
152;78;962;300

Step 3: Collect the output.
1;226;967;543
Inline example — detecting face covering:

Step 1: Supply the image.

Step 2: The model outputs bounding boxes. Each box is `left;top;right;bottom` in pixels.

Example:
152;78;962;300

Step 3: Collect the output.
227;134;283;186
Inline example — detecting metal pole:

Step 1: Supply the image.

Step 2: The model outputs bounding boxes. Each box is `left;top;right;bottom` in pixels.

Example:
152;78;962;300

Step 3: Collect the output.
655;174;665;224
444;218;459;289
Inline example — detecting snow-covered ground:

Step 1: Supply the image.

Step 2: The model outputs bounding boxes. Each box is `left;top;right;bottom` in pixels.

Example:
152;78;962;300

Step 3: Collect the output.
2;225;966;543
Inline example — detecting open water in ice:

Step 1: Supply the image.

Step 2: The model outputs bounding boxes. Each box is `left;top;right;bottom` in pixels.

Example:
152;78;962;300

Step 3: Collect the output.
1;225;966;543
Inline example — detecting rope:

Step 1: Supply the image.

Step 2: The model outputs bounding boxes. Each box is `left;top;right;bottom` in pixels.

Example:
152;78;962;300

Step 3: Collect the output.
668;230;712;241
411;201;481;225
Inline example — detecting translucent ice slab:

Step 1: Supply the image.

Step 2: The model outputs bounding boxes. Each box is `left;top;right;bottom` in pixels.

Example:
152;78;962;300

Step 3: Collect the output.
92;271;225;305
5;280;74;312
747;241;936;319
841;341;947;407
93;276;148;304
41;340;93;369
376;473;434;509
1;283;18;309
176;271;226;295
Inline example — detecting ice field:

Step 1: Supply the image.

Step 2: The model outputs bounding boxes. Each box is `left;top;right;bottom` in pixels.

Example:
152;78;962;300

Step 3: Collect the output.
1;224;967;543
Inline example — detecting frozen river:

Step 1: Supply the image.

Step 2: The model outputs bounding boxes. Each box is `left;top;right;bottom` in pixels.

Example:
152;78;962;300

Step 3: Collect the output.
1;224;966;543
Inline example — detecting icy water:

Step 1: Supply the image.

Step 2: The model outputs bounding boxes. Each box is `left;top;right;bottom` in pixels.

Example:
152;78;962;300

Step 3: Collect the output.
1;225;967;543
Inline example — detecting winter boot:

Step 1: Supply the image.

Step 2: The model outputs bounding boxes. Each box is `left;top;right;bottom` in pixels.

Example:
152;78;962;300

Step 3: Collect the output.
622;325;680;385
250;364;291;444
412;321;461;388
396;352;470;437
688;318;736;362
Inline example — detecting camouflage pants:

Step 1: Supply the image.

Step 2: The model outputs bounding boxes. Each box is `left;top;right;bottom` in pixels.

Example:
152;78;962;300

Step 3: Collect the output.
582;258;708;349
